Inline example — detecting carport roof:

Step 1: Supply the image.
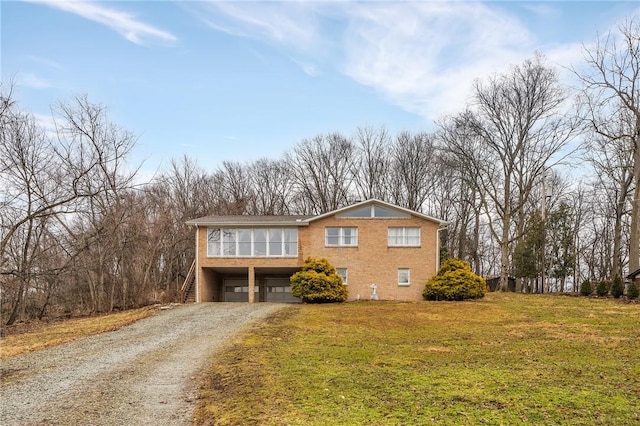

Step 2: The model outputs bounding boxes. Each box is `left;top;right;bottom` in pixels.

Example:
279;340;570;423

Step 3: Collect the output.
185;215;312;227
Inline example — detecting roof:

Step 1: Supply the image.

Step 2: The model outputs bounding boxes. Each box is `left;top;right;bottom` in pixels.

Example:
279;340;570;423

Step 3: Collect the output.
186;199;447;227
626;268;640;280
306;198;447;225
185;215;312;227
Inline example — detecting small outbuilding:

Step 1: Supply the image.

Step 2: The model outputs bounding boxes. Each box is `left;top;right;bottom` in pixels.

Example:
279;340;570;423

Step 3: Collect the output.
626;268;640;285
486;275;516;292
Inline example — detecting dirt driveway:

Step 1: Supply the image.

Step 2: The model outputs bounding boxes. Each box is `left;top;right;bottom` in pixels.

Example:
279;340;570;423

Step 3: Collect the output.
0;303;285;425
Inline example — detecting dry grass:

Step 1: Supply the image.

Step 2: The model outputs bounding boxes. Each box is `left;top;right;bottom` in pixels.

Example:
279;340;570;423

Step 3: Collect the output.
195;293;640;425
0;306;158;359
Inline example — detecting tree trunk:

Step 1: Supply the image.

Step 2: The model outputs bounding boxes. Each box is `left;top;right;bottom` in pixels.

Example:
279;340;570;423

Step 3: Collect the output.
500;212;511;291
629;132;640;273
5;283;25;326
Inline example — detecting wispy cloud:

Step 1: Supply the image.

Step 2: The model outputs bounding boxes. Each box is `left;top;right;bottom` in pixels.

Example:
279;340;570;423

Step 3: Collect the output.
188;1;321;51
187;1;634;123
342;2;535;120
26;55;64;71
290;57;320;77
25;0;177;45
184;1;326;76
18;72;51;89
522;3;561;19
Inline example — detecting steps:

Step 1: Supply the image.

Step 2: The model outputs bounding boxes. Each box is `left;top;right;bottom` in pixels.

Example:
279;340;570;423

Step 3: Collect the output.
181;260;196;303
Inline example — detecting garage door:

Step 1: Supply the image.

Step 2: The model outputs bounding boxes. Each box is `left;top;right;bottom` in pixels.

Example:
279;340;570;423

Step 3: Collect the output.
265;278;300;303
224;278;255;302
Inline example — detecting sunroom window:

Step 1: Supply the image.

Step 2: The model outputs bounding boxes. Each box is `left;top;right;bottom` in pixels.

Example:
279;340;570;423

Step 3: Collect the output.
207;227;297;257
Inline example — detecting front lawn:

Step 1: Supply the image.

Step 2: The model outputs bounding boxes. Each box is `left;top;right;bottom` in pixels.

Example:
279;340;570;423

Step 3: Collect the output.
0;306;158;359
195;293;640;425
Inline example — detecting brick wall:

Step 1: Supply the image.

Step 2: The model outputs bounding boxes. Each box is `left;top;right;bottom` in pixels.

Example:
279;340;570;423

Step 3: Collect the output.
300;216;439;301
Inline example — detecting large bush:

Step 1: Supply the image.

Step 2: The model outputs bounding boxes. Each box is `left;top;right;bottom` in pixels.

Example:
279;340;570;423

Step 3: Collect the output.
423;258;486;301
290;257;348;303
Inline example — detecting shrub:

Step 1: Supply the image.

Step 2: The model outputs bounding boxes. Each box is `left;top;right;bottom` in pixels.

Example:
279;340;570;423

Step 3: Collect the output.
611;275;624;298
423;258;486;301
580;280;593;296
628;281;639;299
290;257;348;303
596;280;610;297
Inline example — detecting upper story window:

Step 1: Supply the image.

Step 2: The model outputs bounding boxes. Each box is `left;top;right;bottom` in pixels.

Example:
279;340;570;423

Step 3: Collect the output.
325;227;358;247
337;204;410;219
388;227;421;247
207;227;297;257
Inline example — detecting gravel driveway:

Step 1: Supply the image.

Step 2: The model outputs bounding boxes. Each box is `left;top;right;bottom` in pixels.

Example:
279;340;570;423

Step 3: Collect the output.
0;303;285;425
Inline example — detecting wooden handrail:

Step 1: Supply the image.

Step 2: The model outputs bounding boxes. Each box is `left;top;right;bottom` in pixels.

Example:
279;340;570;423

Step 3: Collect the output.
180;259;196;302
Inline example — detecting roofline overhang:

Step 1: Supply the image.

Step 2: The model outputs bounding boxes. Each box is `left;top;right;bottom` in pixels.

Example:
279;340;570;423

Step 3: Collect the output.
185;220;310;227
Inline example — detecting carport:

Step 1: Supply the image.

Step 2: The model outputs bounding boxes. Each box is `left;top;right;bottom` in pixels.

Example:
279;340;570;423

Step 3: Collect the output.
199;266;301;303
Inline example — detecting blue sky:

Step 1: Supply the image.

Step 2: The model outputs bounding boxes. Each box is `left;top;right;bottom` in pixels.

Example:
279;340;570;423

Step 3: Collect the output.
2;1;638;179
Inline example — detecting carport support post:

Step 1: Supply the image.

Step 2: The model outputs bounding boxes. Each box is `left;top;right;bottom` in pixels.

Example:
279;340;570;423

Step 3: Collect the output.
248;266;255;304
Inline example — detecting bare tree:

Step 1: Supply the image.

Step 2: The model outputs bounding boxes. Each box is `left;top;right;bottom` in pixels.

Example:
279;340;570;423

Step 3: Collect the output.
436;127;485;272
52;95;138;314
351;126;392;201
390;131;437;212
248;158;294;215
0;90;138;323
287;133;354;214
582;106;635;278
217;160;255;214
575;18;640;273
443;55;578;291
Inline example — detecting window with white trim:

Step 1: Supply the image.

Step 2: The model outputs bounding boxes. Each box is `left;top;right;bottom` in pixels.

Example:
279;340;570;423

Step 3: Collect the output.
325;227;358;247
388;227;421;247
336;268;348;285
398;268;410;286
207;227;297;257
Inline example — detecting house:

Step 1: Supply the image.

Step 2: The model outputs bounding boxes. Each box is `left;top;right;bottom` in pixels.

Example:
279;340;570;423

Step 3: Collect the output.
626;268;640;285
185;199;447;303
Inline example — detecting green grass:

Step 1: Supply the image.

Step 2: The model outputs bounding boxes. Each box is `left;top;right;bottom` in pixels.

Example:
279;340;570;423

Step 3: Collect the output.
195;293;640;425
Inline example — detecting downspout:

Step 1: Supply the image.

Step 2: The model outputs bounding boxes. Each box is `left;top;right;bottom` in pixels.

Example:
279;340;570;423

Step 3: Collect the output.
195;225;199;303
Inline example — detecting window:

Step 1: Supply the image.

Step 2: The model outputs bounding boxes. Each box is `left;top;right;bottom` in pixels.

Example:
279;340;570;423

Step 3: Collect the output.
325;227;358;247
269;229;282;256
222;228;236;255
254;228;267;256
283;228;297;255
338;204;410;218
340;205;372;218
374;205;408;218
388;227;421;247
398;268;410;286
207;228;221;256
207;227;297;257
238;229;252;256
336;268;348;285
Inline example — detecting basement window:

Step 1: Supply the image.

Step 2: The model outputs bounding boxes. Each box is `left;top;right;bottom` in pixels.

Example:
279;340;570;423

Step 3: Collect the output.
398;268;410;286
